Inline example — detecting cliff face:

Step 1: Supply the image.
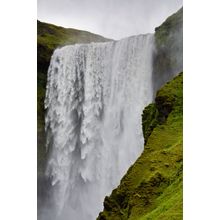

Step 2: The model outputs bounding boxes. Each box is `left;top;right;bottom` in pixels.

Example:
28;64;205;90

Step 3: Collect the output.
37;21;110;176
97;8;183;220
38;7;183;218
153;7;183;94
37;7;183;176
98;73;183;220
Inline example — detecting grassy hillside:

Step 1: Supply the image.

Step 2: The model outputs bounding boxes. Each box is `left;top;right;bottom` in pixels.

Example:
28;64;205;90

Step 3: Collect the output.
97;73;183;220
37;20;110;176
37;20;110;73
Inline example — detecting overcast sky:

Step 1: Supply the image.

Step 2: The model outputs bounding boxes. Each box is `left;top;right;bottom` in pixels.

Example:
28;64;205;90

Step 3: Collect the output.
38;0;182;40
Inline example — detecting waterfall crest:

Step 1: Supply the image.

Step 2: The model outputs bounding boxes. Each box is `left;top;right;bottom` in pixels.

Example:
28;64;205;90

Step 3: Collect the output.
44;34;154;220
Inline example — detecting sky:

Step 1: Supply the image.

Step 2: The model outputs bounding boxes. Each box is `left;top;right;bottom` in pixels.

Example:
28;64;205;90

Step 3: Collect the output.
38;0;183;40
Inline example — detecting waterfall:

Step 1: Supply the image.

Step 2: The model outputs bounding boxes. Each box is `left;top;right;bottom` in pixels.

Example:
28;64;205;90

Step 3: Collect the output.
43;34;154;220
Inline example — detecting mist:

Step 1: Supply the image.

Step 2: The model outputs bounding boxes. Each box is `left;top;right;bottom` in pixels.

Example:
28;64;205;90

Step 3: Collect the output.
38;0;182;40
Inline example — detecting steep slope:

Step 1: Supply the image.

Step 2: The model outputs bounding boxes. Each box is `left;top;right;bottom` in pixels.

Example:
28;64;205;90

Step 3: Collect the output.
98;73;183;220
153;7;183;94
37;20;110;74
37;21;110;176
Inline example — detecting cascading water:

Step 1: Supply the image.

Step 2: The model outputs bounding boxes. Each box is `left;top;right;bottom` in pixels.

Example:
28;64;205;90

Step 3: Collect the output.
43;34;154;220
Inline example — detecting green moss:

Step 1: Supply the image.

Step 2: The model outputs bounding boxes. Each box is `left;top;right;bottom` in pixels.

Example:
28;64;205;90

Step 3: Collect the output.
140;175;183;220
142;104;159;144
97;73;183;220
155;8;183;47
37;20;111;73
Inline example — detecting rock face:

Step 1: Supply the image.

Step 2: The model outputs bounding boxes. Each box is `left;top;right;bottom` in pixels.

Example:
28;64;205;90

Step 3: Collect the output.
97;73;183;220
97;8;183;220
153;7;183;95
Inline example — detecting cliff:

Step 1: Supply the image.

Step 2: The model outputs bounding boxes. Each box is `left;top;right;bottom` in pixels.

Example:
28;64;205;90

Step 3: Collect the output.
98;73;183;220
37;7;183;219
153;7;183;94
97;8;183;220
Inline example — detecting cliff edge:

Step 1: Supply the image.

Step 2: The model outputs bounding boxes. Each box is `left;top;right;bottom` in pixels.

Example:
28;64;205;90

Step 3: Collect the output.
98;73;183;220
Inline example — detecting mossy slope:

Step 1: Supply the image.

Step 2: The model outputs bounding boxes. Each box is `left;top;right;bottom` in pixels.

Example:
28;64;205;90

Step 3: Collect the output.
97;73;183;220
37;20;110;73
37;20;110;176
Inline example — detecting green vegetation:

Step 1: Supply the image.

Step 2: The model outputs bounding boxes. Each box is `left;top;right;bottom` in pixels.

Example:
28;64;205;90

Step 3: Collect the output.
97;73;183;220
37;20;110;175
37;20;110;73
155;7;183;46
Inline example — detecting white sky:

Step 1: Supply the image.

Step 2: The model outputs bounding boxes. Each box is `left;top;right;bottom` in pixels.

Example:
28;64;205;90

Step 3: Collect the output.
38;0;183;40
